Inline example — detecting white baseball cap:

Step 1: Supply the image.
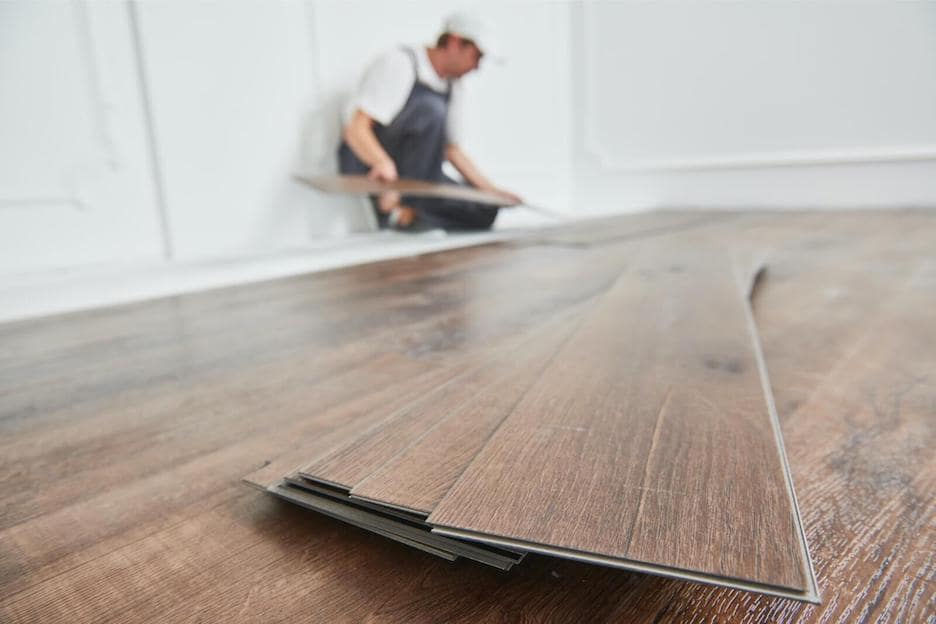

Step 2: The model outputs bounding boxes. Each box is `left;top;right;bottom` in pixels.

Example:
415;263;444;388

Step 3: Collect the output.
441;10;504;64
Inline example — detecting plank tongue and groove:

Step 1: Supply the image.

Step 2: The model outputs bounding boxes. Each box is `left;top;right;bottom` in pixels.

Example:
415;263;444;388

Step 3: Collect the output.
299;307;583;494
269;482;459;561
276;475;523;569
428;244;819;602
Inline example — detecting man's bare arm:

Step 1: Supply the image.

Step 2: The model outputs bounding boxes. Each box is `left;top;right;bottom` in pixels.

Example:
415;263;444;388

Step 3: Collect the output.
343;110;417;225
343;110;398;182
445;143;522;204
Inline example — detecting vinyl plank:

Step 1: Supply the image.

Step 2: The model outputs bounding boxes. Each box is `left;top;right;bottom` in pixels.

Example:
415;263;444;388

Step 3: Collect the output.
271;307;584;566
269;482;459;562
283;475;429;522
3;211;933;623
0;350;431;530
428;242;819;601
298;173;522;206
241;355;484;492
299;306;583;495
276;477;521;569
0;239;577;437
5;241;624;527
348;311;582;515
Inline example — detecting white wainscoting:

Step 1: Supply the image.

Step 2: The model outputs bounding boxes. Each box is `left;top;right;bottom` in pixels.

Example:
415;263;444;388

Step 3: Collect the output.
3;1;934;323
570;2;936;211
0;1;166;274
0;0;572;322
131;0;327;262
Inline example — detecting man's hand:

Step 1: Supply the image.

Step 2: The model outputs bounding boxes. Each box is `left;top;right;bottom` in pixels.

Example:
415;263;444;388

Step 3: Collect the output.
377;190;401;214
445;144;524;206
492;188;523;206
479;183;523;206
344;110;399;184
368;158;398;183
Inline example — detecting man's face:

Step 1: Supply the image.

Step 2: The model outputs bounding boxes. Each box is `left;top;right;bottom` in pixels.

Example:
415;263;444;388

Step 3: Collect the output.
443;37;482;78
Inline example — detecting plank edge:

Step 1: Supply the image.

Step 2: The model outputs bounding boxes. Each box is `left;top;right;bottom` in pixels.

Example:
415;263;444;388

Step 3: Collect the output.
430;526;821;604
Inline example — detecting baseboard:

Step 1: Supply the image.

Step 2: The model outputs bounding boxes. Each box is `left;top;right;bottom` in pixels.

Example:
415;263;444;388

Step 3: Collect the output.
569;159;936;214
0;225;548;325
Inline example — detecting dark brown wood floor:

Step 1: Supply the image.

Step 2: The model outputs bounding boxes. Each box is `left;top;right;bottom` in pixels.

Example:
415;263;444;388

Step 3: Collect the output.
1;210;933;623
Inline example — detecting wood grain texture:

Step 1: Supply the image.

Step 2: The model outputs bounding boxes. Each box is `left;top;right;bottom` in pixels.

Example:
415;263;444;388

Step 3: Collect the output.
527;211;739;249
348;308;576;513
242;312;585;493
241;356;476;491
1;211;933;623
301;306;581;499
429;244;816;599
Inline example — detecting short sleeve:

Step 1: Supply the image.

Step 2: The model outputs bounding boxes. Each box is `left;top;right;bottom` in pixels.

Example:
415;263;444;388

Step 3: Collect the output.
351;49;414;126
446;81;465;145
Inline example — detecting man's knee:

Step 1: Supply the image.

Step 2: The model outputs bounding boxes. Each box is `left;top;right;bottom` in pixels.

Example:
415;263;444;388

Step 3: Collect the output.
415;200;499;231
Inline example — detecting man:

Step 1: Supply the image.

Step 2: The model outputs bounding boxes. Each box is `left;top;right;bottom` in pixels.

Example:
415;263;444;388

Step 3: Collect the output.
338;11;521;231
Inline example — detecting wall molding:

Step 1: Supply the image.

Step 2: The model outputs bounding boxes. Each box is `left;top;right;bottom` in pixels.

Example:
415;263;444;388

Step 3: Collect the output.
580;3;936;173
0;2;109;215
0;197;85;210
74;0;119;168
127;0;174;259
0;227;538;324
584;145;936;173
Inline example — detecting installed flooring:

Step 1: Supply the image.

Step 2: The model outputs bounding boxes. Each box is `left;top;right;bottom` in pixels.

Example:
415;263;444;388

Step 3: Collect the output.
1;211;933;623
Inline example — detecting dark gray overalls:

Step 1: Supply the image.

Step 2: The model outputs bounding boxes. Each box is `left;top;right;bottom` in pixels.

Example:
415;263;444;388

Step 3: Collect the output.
338;47;499;231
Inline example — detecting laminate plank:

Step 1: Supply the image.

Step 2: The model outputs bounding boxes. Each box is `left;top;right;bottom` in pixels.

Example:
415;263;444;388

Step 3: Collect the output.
1;211;933;623
0;211;720;438
0;350;431;530
298;173;521;206
429;243;818;600
1;240;590;440
270;482;460;562
573;236;936;621
282;476;429;522
269;307;582;563
299;306;582;496
2;244;623;528
0;354;440;598
347;315;581;515
3;213;715;598
276;477;521;569
241;356;477;492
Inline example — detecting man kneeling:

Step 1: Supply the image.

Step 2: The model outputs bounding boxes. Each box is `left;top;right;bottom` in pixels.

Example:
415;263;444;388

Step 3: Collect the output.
338;11;521;231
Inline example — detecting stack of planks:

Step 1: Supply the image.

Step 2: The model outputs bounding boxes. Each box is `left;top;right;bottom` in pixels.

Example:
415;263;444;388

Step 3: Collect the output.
244;237;820;603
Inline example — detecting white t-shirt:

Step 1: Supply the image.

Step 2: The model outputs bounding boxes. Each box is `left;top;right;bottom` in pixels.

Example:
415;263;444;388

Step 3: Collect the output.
343;46;465;145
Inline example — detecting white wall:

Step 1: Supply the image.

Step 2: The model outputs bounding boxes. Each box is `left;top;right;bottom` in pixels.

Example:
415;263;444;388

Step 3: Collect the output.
0;0;572;275
0;0;572;320
569;1;936;212
3;0;935;318
133;0;328;261
0;1;165;273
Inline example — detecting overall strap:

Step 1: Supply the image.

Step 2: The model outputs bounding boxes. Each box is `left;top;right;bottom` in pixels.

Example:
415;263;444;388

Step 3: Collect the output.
400;46;452;96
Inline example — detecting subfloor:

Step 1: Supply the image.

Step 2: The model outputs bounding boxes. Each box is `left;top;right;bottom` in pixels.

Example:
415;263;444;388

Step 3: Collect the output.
0;210;932;623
